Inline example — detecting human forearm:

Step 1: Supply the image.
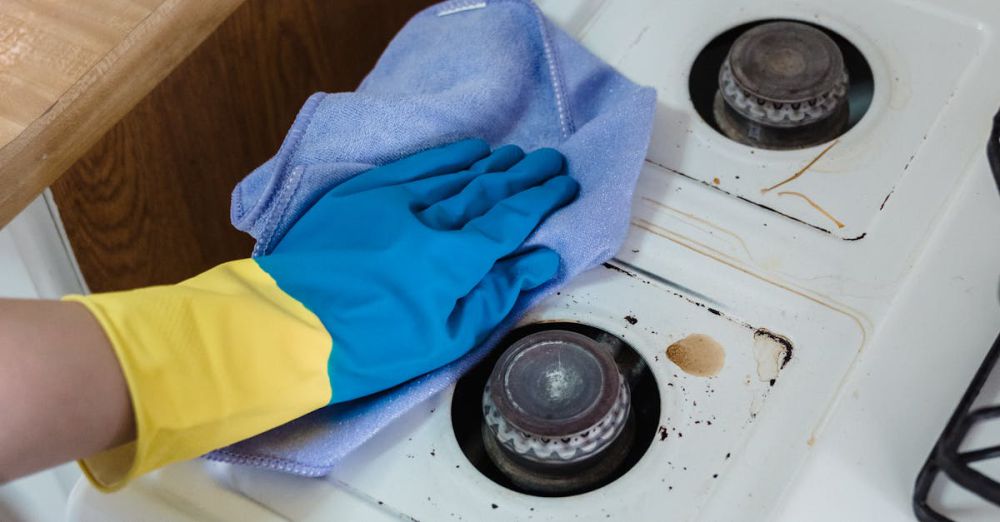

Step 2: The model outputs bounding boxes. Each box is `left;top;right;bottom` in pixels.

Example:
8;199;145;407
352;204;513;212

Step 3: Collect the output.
0;274;331;490
0;299;134;483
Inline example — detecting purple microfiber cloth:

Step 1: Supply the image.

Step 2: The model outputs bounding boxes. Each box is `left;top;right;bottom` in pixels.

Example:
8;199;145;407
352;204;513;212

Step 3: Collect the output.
208;0;656;476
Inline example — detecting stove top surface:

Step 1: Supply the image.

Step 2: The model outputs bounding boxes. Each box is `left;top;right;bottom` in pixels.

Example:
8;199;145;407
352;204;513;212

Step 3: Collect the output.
66;1;1000;520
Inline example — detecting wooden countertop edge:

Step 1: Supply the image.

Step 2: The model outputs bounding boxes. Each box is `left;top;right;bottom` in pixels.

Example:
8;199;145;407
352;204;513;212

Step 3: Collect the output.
0;0;245;229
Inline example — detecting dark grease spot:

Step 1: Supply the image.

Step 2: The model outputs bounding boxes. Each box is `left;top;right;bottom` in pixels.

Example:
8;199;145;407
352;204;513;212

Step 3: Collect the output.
602;262;637;278
625;315;638;325
754;328;794;369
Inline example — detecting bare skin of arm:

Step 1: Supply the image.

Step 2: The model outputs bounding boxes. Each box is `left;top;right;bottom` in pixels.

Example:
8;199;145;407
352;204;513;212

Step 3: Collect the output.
0;299;134;483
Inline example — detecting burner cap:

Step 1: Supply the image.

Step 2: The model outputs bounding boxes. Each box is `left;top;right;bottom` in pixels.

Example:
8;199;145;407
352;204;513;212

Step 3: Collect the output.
488;330;621;437
474;327;647;495
714;21;850;148
728;21;844;105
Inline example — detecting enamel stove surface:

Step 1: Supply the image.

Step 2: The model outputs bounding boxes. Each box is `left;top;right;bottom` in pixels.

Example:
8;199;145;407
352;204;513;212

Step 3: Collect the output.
67;1;1000;520
248;261;860;522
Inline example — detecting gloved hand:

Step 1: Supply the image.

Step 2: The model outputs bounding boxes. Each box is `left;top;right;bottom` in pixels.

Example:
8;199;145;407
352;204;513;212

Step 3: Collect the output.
262;138;578;402
67;139;578;491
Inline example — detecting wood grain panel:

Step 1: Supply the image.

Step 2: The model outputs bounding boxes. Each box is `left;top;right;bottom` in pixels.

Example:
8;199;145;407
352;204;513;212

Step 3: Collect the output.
0;0;160;147
0;0;243;228
51;0;435;292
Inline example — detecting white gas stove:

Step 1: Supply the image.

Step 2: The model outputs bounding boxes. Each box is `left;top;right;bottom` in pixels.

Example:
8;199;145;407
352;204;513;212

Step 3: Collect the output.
67;1;1000;520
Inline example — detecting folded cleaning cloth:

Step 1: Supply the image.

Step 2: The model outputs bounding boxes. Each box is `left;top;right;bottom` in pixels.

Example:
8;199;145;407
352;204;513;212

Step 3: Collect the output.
207;0;656;476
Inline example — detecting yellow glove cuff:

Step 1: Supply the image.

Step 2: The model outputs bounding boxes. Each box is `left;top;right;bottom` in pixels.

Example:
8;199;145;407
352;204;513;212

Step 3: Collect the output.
65;259;333;491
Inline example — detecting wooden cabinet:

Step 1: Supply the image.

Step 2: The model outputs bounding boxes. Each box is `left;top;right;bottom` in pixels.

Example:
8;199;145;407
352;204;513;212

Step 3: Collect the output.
44;0;434;291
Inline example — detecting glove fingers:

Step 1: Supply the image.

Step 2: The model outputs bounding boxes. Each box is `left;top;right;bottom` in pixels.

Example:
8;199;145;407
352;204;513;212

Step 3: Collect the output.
332;138;490;196
468;144;527;174
461;175;579;262
404;145;525;208
447;248;561;348
417;148;564;230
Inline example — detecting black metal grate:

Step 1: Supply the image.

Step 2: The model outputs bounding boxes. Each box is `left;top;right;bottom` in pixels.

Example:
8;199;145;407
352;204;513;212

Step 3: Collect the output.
912;107;1000;521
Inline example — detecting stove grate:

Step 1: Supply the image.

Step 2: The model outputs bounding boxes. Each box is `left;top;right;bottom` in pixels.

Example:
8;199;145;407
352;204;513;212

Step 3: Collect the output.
913;107;1000;521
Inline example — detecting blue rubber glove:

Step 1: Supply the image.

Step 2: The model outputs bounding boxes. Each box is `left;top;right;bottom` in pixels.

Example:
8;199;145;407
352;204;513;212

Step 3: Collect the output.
258;138;579;402
69;138;577;490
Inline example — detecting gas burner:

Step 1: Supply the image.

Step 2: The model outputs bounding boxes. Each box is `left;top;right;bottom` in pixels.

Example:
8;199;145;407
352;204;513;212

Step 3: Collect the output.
713;21;849;149
451;322;660;497
481;330;633;494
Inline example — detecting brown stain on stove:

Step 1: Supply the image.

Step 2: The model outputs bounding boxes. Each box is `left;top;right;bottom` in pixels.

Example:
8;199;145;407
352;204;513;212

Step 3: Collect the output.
666;334;725;377
640;197;770;269
628;218;871;342
745;139;848;230
761;139;839;194
712;177;720;185
646;160;841;236
625;218;871;448
776;191;845;229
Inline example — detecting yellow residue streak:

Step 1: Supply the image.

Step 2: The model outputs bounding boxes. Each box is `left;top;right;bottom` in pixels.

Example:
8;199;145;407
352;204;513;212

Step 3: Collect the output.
761;140;839;194
777;191;846;229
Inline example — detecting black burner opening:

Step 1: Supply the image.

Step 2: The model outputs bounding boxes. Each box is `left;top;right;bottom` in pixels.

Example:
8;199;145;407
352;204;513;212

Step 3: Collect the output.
450;322;661;497
689;19;874;150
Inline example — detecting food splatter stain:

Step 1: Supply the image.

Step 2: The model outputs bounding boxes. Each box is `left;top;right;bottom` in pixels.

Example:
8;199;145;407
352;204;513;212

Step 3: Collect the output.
752;329;793;383
624;315;638;325
666;334;725;377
